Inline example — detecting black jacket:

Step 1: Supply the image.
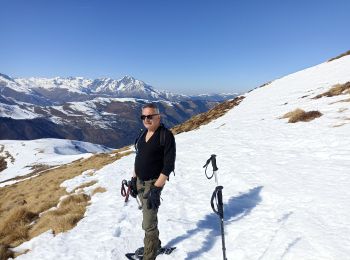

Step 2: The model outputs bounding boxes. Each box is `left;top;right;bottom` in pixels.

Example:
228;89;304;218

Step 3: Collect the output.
134;125;176;181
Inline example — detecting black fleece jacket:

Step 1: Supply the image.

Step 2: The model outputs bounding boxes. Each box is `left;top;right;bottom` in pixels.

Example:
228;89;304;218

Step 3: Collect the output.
134;125;176;181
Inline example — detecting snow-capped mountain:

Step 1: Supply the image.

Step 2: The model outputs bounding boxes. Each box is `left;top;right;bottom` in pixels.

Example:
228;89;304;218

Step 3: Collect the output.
2;74;235;104
1;74;235;147
13;75;166;102
1;52;349;260
0;73;53;105
88;76;162;98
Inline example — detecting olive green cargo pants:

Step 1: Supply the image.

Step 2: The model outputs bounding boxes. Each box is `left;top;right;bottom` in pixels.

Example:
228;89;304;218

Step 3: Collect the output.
137;178;161;260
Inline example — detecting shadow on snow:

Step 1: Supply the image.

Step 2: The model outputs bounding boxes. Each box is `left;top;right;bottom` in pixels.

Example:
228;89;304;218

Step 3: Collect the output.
166;186;263;260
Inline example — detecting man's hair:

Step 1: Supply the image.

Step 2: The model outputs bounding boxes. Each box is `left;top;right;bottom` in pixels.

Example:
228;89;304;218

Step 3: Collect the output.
142;103;160;114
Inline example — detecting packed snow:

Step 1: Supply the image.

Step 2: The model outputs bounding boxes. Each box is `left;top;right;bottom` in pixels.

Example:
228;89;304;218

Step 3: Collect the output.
7;55;350;259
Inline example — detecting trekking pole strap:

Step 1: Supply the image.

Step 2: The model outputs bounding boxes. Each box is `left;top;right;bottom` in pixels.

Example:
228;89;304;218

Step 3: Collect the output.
203;154;219;179
121;180;128;196
121;180;131;202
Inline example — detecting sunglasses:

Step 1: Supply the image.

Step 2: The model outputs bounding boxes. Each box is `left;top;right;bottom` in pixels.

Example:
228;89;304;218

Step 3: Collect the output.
140;114;159;120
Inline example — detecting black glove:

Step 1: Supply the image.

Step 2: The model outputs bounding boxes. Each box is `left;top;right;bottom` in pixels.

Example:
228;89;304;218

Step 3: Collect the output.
146;185;162;210
130;177;138;198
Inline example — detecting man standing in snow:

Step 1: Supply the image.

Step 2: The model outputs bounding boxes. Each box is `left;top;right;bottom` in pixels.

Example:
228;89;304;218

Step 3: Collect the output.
130;103;176;260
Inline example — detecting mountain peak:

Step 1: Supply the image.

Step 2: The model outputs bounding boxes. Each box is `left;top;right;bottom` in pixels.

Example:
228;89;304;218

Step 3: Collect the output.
121;75;135;80
119;75;138;85
0;73;15;82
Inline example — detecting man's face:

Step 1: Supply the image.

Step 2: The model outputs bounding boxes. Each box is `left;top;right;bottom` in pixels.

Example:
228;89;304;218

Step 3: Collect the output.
141;107;161;131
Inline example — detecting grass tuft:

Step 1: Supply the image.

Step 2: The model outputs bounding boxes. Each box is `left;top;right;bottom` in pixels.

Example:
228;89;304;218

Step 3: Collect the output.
313;82;350;99
72;180;98;193
282;108;322;123
92;186;107;195
30;194;90;237
0;244;14;260
0;207;38;247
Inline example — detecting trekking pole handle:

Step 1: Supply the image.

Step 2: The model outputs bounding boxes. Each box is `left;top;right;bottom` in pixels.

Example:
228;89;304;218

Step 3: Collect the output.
211;154;218;172
203;154;218;171
217;187;224;218
203;154;218;179
210;186;224;218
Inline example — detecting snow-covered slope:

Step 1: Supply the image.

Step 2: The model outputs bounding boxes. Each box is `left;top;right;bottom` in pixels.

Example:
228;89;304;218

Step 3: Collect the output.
0;139;111;184
13;55;350;259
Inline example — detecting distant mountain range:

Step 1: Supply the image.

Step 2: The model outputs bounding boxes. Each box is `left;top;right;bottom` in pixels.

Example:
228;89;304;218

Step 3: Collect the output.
0;73;237;147
0;73;236;104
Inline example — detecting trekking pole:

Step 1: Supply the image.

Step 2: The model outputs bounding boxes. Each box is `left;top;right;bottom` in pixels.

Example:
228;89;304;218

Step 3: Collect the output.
211;186;227;260
121;179;142;209
121;180;131;202
203;155;227;260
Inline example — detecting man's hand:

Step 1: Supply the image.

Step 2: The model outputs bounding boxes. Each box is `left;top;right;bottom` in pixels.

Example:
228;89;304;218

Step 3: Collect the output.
146;185;162;210
154;173;168;187
130;177;138;198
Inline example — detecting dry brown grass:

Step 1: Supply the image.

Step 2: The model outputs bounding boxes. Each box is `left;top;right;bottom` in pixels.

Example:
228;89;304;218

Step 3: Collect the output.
0;207;38;247
72;180;98;193
282;108;323;123
328;50;350;62
172;96;245;134
30;193;90;237
0;147;132;257
92;187;107;195
247;81;272;93
0;163;55;186
86;170;95;176
28;164;54;175
313;82;350;99
113;146;131;153
0;244;14;260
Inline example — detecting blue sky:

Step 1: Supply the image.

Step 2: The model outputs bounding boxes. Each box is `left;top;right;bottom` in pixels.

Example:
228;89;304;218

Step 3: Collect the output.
1;0;350;94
